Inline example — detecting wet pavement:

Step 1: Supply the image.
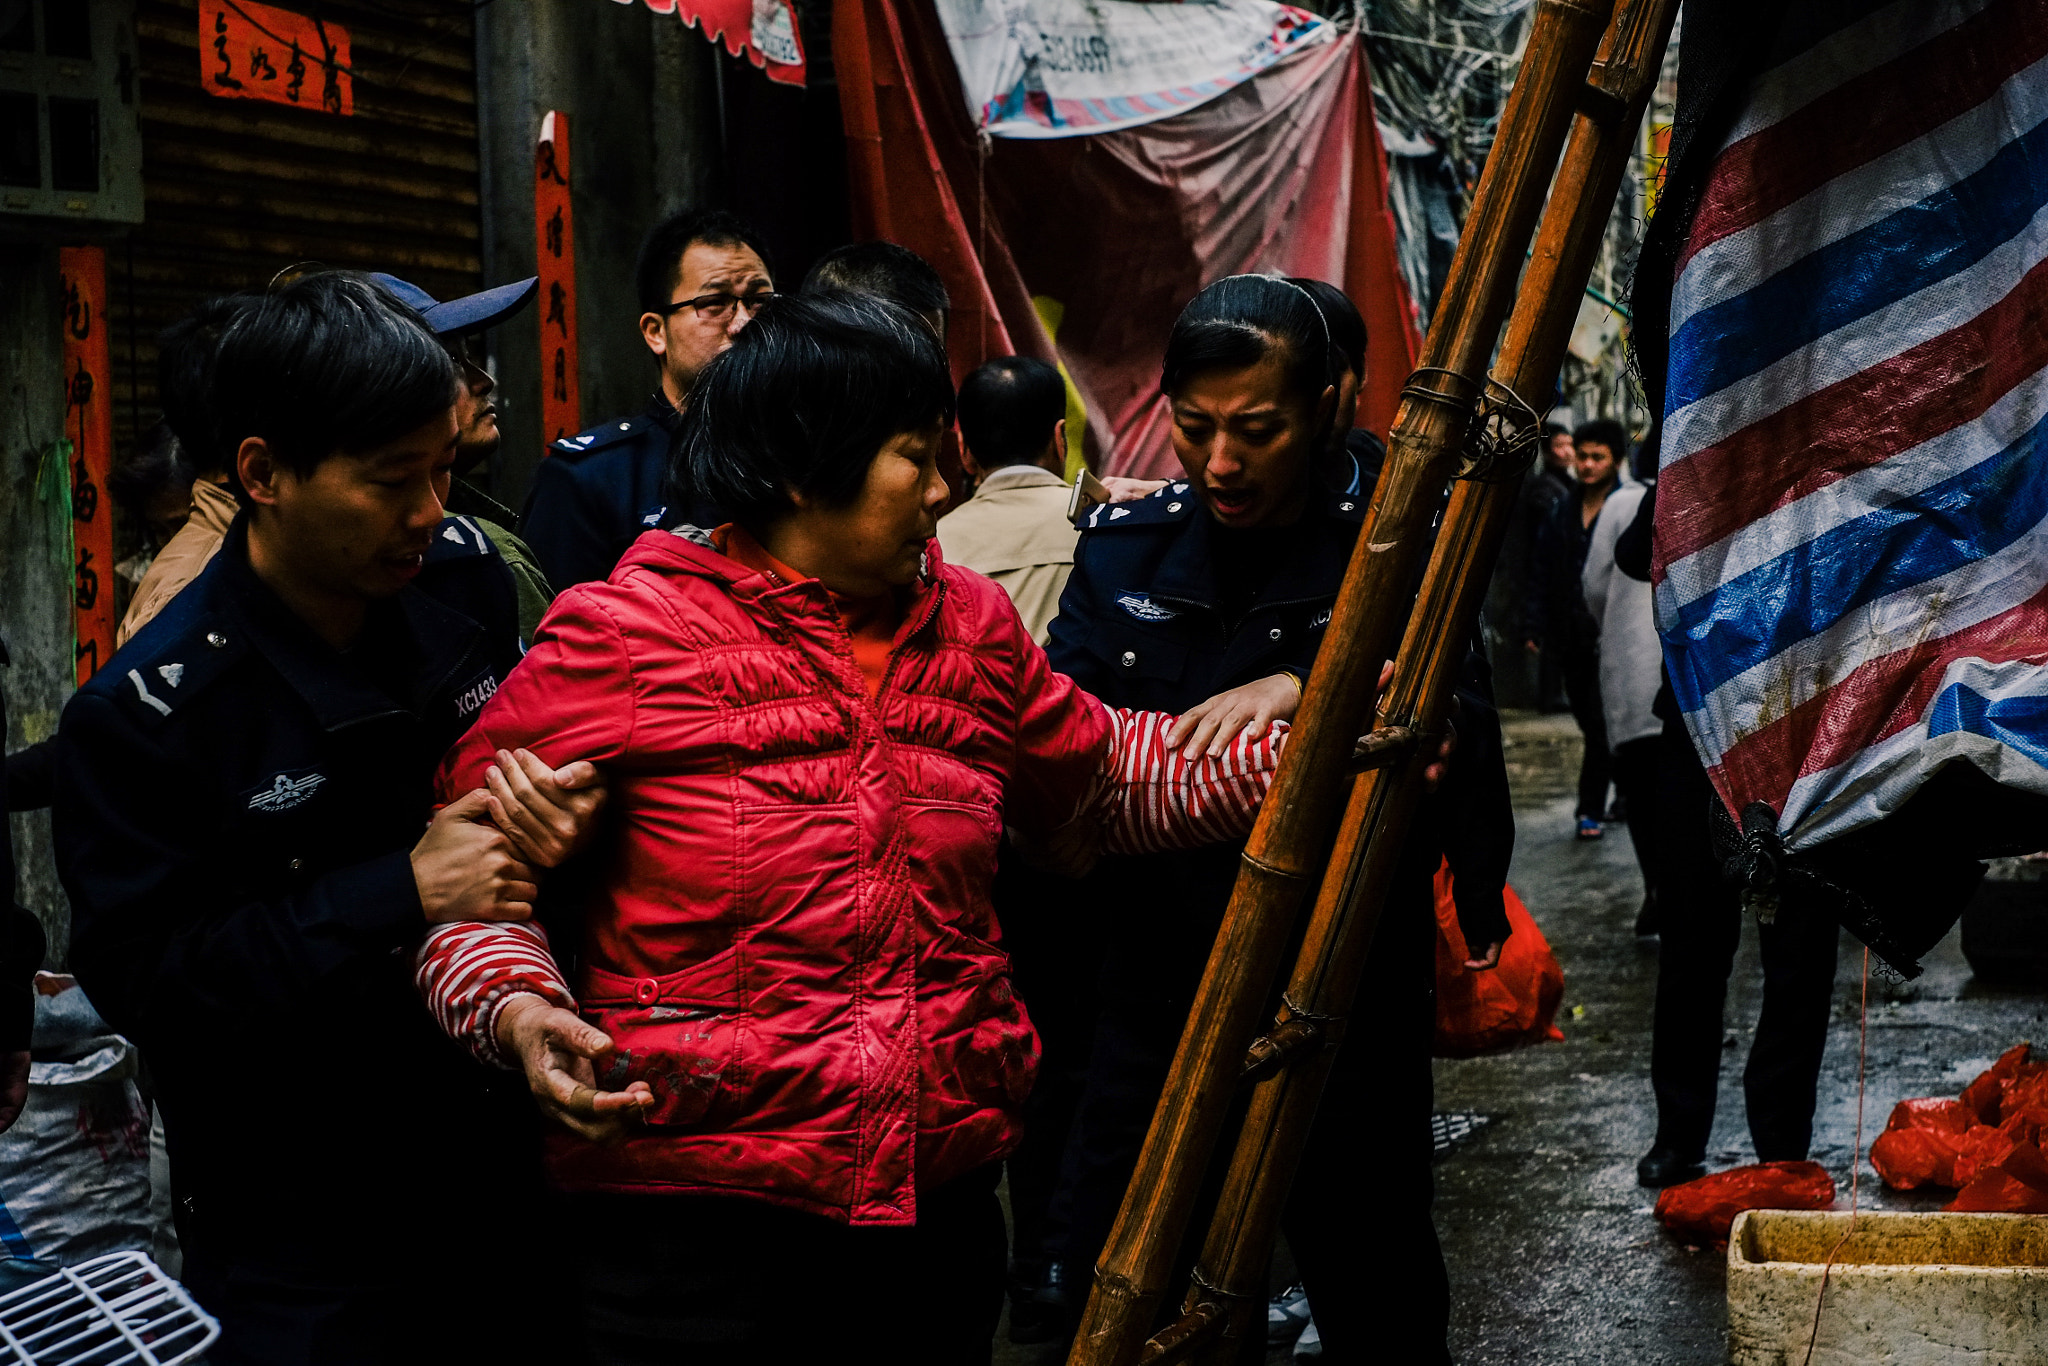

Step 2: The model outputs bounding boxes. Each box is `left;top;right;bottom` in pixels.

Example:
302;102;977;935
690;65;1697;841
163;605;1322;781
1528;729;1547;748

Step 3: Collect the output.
1436;710;2048;1365
996;710;2048;1365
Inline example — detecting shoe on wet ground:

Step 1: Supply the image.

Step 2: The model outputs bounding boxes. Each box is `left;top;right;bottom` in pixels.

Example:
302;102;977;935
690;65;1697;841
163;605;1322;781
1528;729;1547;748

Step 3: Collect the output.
1268;1283;1311;1345
1637;1145;1707;1188
1576;816;1604;840
1007;1260;1077;1345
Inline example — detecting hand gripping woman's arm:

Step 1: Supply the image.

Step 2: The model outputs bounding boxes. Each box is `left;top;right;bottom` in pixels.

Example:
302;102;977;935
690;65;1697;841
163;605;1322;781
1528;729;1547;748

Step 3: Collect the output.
1002;596;1287;869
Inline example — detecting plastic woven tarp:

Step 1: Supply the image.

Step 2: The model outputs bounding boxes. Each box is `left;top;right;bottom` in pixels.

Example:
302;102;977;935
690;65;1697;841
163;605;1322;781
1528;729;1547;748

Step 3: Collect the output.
1653;0;2048;850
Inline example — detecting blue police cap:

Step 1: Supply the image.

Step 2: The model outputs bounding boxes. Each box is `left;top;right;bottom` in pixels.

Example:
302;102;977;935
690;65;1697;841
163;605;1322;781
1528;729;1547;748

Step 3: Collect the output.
368;272;538;337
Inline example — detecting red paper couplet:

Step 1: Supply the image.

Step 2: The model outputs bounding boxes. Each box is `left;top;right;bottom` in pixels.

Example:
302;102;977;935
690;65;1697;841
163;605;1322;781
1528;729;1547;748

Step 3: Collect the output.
197;0;354;116
59;246;115;688
536;111;581;446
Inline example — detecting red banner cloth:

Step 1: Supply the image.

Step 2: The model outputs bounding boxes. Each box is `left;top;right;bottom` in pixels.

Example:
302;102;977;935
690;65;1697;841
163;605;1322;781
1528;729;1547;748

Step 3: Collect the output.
833;0;1418;478
197;0;353;116
59;247;115;687
618;0;806;86
536;112;582;447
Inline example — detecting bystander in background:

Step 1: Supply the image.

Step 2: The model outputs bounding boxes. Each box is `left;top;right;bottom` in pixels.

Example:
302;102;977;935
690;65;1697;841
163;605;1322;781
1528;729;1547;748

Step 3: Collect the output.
935;356;1076;642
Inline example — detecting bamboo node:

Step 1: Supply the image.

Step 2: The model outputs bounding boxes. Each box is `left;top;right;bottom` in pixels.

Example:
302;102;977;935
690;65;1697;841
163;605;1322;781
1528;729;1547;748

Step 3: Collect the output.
1238;852;1310;882
1456;372;1543;482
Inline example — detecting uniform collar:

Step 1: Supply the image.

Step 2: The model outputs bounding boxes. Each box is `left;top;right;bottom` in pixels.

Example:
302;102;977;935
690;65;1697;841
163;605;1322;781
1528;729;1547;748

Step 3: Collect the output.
214;517;485;732
974;464;1065;493
645;391;682;435
1150;498;1356;614
445;476;520;530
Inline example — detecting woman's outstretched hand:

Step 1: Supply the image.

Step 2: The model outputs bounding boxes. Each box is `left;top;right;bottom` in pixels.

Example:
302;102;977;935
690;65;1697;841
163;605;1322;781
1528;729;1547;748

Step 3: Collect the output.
483;748;608;868
495;994;654;1142
1168;672;1301;759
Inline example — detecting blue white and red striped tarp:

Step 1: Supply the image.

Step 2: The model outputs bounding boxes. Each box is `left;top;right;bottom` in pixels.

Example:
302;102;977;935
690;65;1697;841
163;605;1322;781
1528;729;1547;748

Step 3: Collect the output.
1654;0;2048;850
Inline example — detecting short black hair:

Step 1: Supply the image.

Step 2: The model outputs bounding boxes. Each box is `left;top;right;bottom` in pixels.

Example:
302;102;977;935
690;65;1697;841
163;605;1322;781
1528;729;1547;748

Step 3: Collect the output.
1287;277;1367;379
158;294;256;476
802;241;951;322
1573;418;1629;458
679;291;956;528
1162;274;1338;409
108;419;195;519
634;209;776;316
958;357;1064;469
211;272;458;497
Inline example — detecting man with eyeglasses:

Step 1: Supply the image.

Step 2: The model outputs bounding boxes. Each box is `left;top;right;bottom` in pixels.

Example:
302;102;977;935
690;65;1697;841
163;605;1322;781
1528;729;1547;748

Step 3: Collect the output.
521;209;777;590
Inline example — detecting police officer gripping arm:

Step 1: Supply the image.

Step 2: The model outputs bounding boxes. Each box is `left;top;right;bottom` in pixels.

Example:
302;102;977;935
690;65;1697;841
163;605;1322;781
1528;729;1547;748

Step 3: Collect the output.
54;274;605;1366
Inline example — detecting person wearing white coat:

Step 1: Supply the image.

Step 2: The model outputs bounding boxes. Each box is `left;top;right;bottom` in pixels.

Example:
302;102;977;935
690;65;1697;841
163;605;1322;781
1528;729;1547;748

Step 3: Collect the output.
1582;478;1662;933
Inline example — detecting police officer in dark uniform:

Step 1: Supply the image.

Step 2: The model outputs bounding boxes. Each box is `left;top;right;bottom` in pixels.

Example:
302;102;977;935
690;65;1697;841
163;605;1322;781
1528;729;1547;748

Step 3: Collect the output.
521;208;775;588
52;274;599;1365
1025;277;1512;1366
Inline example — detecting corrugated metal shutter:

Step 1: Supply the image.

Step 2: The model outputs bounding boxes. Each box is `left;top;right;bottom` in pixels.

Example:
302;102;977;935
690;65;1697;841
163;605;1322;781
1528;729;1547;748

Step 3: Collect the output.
112;0;480;454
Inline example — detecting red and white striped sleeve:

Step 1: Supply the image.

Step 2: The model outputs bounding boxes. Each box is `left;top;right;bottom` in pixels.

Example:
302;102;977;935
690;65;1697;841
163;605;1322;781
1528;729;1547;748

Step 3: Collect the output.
414;920;577;1068
1095;709;1289;855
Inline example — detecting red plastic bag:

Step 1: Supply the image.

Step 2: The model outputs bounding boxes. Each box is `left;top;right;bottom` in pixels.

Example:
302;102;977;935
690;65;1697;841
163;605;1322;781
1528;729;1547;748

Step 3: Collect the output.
1960;1042;2043;1123
1654;1161;1836;1246
1873;1043;2046;1192
1431;864;1564;1059
1947;1140;2048;1214
1868;1097;1976;1189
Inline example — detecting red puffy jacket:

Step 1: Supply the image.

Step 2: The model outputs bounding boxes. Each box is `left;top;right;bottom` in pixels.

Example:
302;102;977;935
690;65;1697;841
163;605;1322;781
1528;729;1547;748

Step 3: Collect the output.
422;531;1282;1225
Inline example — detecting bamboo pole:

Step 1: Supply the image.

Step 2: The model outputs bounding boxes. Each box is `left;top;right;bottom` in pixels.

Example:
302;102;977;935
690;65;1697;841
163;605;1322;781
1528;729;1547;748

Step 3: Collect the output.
1063;3;1615;1363
1173;0;1684;1359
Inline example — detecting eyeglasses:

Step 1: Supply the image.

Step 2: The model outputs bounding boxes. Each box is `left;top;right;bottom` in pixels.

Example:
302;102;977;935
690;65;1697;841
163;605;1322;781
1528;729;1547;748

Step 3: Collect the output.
655;290;780;322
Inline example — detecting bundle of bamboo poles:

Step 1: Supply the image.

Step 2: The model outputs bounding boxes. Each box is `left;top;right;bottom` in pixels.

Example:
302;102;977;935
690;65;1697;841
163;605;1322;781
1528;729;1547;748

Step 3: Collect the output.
1063;0;1682;1359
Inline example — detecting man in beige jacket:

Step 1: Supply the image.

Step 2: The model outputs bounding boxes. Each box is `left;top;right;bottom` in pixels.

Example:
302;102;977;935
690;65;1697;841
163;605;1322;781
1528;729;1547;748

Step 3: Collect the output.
936;356;1077;643
117;297;252;648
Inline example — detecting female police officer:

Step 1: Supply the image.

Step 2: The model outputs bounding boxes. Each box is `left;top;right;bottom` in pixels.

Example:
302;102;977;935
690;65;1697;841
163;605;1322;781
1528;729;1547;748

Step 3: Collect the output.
1031;275;1514;1364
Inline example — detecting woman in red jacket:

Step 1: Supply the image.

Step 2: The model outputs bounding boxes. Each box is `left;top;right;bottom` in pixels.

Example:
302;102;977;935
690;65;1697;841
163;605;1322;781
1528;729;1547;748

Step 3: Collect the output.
418;293;1290;1365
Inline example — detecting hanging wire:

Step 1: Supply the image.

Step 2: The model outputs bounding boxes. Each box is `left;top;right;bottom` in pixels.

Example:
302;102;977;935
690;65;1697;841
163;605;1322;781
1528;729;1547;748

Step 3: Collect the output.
1336;0;1537;184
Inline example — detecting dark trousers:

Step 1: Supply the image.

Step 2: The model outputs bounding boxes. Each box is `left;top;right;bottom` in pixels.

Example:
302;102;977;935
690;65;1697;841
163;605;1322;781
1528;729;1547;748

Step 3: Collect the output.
1048;869;1450;1366
567;1167;1007;1366
1282;893;1449;1366
1649;719;1839;1160
1562;647;1611;819
998;854;1103;1276
1611;735;1660;898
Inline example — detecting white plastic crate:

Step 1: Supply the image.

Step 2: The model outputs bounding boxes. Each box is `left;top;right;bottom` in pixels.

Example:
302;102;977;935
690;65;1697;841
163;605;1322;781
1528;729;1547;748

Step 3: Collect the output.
0;1252;217;1365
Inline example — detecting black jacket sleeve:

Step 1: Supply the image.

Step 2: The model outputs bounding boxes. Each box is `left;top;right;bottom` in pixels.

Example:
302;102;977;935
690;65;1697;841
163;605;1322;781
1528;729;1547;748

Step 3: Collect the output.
54;691;426;1048
1616;481;1656;583
1437;639;1515;948
1;907;43;1055
520;458;618;592
1043;537;1111;695
4;738;57;812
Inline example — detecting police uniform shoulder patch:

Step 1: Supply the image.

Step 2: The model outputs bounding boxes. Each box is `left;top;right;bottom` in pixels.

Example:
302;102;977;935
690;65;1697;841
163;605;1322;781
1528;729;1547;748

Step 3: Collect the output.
549;416;651;462
101;608;245;725
1081;481;1197;532
425;515;497;565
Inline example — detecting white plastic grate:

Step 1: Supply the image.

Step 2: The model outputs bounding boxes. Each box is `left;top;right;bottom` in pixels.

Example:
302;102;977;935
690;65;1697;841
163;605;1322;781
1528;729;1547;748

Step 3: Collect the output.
0;1253;218;1365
